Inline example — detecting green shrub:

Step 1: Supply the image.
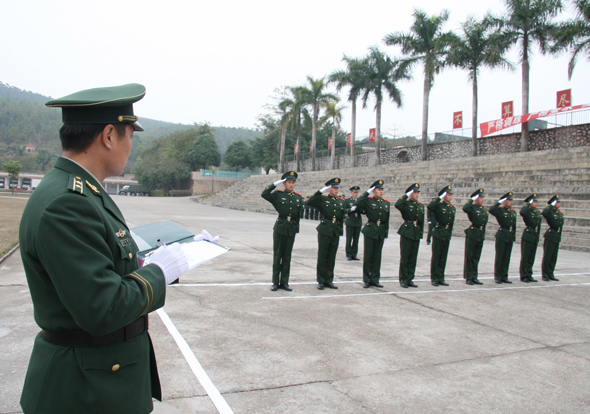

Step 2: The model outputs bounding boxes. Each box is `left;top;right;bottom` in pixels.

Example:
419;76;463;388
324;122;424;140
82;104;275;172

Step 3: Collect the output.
151;190;165;197
169;190;192;197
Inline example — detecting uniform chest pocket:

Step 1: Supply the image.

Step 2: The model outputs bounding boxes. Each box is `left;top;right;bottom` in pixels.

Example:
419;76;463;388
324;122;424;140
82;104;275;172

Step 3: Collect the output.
118;238;136;261
82;336;140;372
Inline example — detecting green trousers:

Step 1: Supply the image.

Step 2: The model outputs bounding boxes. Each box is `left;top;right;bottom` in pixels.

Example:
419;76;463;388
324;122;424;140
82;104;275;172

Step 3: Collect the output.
363;236;384;284
427;223;434;243
272;232;295;285
345;225;361;258
519;240;538;280
463;237;484;280
494;239;513;282
430;237;450;282
399;237;420;284
541;239;560;279
316;233;339;284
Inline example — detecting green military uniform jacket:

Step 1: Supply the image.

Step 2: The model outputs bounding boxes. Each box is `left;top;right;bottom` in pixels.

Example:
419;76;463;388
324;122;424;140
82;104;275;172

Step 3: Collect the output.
520;203;543;244
543;206;565;243
355;192;390;239
19;157;166;414
344;197;363;227
427;198;456;241
395;195;425;240
489;202;517;242
261;184;304;236
307;191;349;237
463;200;489;242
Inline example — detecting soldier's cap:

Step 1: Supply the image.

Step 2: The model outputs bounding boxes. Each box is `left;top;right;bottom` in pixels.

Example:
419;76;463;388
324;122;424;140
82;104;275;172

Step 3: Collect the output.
325;177;341;188
500;191;513;200
281;171;298;181
405;183;420;193
470;188;485;198
524;193;537;203
349;186;360;192
548;195;561;205
438;185;453;196
371;180;385;189
45;83;146;131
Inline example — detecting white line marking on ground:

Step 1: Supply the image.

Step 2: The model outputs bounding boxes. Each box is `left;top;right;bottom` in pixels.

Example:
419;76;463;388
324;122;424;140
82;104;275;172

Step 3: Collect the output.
156;308;234;414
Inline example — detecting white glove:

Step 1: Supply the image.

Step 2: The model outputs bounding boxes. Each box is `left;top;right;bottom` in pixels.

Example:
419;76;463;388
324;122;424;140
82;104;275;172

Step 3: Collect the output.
383;238;388;244
419;239;423;245
350;206;357;212
471;195;479;201
320;186;331;193
406;190;414;197
294;234;298;241
367;186;376;194
339;236;343;244
499;197;507;204
551;200;558;206
149;243;189;285
273;178;287;186
194;229;219;243
439;192;447;200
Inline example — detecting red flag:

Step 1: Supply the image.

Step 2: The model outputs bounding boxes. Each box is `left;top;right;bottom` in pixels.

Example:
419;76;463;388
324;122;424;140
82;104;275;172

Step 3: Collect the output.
328;137;333;149
310;141;313;152
453;111;462;129
294;143;297;154
346;133;351;146
502;101;513;119
369;128;376;142
557;89;572;108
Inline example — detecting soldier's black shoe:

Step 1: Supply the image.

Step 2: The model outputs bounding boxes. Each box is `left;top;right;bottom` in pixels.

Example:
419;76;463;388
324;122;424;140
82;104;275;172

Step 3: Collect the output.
466;280;474;285
439;282;449;286
549;277;560;281
427;241;431;245
503;280;512;284
521;278;530;283
408;282;418;288
280;284;292;291
317;283;324;290
542;277;549;281
325;283;338;289
473;279;483;285
495;280;502;284
372;283;384;288
431;281;439;286
347;256;353;261
352;257;360;261
271;284;279;291
529;278;538;282
363;283;370;288
401;283;409;288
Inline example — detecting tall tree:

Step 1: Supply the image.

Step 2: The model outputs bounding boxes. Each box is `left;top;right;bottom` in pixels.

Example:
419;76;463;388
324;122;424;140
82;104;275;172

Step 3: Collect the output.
287;86;310;172
491;0;563;152
384;8;455;161
551;0;590;79
2;160;21;194
320;100;345;169
188;133;221;170
224;140;252;170
448;15;514;156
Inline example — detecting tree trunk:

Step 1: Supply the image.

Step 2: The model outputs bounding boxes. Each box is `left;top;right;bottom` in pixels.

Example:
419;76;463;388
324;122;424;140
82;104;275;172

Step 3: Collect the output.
351;99;356;167
330;123;336;169
520;58;530;152
472;72;478;157
375;98;382;166
279;121;286;173
312;102;318;171
296;116;301;172
421;72;430;161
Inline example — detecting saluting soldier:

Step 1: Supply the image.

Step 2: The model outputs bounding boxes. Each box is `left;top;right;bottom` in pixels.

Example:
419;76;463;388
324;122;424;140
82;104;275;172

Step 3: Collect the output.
307;178;354;290
345;185;363;261
395;183;425;288
355;180;390;288
541;195;565;281
519;193;542;283
489;191;517;284
463;188;488;285
427;185;455;286
19;84;191;414
261;171;304;291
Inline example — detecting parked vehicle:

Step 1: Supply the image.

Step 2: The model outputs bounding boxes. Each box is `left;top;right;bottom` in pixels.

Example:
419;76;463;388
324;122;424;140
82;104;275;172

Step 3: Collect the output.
118;185;151;196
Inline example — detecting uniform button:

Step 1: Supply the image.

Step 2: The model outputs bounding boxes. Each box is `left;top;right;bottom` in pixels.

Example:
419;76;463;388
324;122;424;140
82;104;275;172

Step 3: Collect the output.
128;253;132;259
112;364;120;372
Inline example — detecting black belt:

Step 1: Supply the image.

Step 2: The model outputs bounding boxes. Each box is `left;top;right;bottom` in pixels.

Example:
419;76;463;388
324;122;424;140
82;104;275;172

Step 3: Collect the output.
437;223;451;229
501;226;515;231
41;315;148;347
526;226;540;232
550;226;562;233
405;220;418;225
278;215;298;223
471;225;485;230
368;219;382;226
323;216;340;223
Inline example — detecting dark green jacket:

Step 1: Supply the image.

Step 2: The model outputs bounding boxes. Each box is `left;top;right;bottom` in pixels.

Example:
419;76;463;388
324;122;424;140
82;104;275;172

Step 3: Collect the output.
428;198;456;241
395;194;425;240
344;196;363;227
520;203;543;243
355;192;390;239
261;183;304;236
489;202;517;242
463;200;489;242
543;206;565;243
19;157;165;414
307;191;349;237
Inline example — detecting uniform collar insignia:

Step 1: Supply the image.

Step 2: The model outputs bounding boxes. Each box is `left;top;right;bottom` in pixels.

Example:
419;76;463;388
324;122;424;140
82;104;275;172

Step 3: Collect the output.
117;229;126;238
85;180;100;194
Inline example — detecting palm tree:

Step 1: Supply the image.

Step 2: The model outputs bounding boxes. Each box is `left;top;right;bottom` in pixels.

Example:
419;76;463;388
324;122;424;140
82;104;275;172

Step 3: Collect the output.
491;0;563;152
447;15;514;156
277;96;293;173
359;47;411;166
286;86;310;172
302;76;338;171
384;8;455;161
551;0;590;79
328;55;365;167
320;99;346;169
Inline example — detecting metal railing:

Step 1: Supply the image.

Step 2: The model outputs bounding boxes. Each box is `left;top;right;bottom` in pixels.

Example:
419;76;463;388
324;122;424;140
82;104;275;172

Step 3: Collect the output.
201;169;260;179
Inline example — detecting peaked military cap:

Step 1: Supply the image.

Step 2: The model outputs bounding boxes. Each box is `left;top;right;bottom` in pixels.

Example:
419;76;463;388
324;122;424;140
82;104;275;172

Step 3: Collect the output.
282;171;298;181
470;188;485;198
371;180;385;189
349;186;360;191
405;183;420;193
46;83;146;131
325;177;341;188
438;185;453;196
524;193;537;203
500;191;513;201
548;195;561;205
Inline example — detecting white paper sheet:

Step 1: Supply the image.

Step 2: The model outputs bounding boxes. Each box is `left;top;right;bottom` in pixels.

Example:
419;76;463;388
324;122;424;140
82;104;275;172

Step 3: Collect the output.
180;241;229;270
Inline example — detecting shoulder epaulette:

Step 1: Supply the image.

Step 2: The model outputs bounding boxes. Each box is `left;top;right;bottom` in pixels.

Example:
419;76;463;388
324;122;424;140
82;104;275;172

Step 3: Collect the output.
484;206;488;209
383;199;390;203
277;189;284;193
500;206;505;209
321;194;328;197
67;174;86;196
295;192;301;196
418;202;424;205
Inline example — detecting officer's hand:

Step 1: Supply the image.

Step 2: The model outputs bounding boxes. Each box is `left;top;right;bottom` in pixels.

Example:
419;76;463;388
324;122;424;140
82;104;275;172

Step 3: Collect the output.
367;186;376;194
406;190;414;197
149;243;189;285
439;192;447;200
194;230;220;243
350;206;357;212
273;178;287;186
320;186;331;193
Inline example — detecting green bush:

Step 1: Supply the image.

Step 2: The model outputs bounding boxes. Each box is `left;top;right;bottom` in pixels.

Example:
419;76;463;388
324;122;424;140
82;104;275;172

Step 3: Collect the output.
169;190;192;197
151;190;165;197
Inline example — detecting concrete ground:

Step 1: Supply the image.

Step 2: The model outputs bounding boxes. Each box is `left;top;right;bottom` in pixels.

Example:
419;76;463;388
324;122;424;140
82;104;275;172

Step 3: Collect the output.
1;196;590;414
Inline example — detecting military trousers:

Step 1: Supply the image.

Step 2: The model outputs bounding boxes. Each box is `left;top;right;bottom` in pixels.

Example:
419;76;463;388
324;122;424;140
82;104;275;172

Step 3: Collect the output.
363;236;384;284
272;232;295;285
430;237;450;283
494;239;513;282
399;237;420;284
519;240;538;280
541;239;560;279
316;233;339;284
463;236;484;280
345;225;361;259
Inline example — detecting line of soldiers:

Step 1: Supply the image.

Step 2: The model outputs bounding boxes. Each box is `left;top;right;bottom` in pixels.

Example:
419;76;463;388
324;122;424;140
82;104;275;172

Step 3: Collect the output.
261;171;565;292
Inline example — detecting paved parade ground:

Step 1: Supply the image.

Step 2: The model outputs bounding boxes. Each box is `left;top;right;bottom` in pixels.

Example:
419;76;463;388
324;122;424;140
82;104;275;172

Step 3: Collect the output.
1;196;590;413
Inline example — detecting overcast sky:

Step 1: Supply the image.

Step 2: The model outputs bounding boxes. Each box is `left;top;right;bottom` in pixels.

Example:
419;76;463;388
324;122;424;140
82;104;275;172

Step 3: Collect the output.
2;0;589;140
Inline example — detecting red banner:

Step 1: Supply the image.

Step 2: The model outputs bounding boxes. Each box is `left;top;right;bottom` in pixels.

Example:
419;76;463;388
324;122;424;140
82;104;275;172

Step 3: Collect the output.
346;133;351;146
294;143;297;154
328;137;333;149
369;128;376;142
557;89;571;108
502;101;513;119
310;141;313;152
480;104;590;137
453;111;462;129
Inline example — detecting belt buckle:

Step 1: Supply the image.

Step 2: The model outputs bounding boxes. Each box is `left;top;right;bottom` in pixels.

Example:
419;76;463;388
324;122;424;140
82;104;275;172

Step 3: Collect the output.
287;216;291;222
414;221;418;226
332;217;337;223
377;220;381;226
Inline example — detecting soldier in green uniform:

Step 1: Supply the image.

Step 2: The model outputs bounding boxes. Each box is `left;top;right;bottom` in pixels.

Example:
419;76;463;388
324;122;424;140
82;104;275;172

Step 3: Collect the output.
426;206;436;245
427;185;456;286
307;177;354;290
261;171;304;291
519;193;542;283
355;180;390;288
541;195;565;281
345;185;362;261
19;84;192;414
489;191;517;284
463;188;488;285
395;183;425;288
